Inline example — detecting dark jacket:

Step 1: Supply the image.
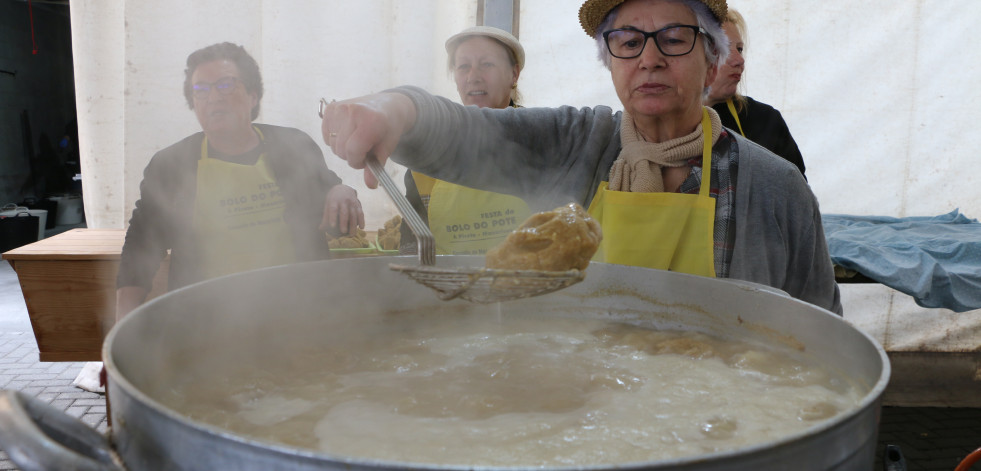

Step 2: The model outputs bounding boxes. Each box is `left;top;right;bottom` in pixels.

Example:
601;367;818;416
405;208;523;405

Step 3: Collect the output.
117;124;342;291
712;96;806;178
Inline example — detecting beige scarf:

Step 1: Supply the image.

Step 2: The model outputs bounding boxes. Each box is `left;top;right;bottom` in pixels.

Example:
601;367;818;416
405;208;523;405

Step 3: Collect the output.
609;107;723;192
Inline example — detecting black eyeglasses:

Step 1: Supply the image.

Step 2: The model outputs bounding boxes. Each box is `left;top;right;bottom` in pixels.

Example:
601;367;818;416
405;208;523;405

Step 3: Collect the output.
603;25;706;59
192;76;240;100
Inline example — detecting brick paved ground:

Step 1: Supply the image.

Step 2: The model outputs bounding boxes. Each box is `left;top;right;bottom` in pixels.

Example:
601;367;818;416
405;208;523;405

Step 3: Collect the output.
0;331;107;471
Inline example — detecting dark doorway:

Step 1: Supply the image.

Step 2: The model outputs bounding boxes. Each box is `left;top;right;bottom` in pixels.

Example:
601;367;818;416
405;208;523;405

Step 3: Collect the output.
0;0;81;239
0;0;82;243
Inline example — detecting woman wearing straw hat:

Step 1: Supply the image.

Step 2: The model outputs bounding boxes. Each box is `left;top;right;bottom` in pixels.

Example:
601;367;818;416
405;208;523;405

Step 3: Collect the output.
321;0;841;314
705;7;806;177
401;26;532;255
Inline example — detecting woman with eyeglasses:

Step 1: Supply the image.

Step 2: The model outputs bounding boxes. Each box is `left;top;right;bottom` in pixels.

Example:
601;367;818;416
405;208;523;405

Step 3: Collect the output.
320;0;841;314
116;42;364;319
400;26;532;256
705;7;806;178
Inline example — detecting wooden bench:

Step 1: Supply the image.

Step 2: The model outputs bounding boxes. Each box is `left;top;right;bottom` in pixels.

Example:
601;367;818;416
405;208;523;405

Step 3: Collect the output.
1;228;391;362
2;229;168;362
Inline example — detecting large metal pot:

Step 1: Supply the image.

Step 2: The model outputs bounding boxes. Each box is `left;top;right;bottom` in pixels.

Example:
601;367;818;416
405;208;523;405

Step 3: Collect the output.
0;256;889;470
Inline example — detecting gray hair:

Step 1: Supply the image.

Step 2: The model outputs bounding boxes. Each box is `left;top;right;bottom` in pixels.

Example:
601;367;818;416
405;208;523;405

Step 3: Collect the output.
593;0;729;74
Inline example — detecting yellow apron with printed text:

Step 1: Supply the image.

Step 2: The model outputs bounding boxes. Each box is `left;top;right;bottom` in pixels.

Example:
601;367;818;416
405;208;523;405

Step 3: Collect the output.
414;173;531;255
192;128;296;280
587;109;716;277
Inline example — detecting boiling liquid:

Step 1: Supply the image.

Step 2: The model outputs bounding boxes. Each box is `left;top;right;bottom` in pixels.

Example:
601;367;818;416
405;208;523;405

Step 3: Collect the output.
159;315;862;467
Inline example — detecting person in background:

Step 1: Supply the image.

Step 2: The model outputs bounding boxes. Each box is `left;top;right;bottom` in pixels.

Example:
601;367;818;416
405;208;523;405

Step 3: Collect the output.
705;7;806;177
35;133;71;197
321;0;841;314
60;119;82;193
116;42;364;319
400;26;532;255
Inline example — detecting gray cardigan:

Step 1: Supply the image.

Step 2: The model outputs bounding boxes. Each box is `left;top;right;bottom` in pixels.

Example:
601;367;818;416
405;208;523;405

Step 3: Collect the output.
391;86;842;314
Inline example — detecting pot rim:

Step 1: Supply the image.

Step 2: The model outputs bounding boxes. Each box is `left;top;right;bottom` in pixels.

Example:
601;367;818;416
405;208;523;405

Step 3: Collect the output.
102;258;891;470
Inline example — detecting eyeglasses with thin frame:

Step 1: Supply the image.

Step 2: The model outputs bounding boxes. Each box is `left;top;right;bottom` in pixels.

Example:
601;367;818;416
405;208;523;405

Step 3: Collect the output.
603;25;707;59
191;76;240;100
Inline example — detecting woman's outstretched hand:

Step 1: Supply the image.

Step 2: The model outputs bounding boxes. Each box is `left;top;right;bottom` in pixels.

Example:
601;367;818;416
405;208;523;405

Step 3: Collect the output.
321;92;417;189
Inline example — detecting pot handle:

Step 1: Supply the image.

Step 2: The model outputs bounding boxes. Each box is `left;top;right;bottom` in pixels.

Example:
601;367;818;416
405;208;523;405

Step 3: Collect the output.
0;390;126;471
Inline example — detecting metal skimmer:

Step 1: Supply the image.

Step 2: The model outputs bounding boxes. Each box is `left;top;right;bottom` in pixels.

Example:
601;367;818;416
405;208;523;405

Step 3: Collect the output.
366;155;585;303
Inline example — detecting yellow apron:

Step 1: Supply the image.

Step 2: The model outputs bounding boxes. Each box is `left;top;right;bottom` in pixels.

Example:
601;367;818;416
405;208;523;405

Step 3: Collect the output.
413;173;531;255
192;127;296;280
587;108;716;277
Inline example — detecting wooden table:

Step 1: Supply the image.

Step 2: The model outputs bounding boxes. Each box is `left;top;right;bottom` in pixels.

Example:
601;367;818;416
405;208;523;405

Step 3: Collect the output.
2;229;167;361
840;284;981;408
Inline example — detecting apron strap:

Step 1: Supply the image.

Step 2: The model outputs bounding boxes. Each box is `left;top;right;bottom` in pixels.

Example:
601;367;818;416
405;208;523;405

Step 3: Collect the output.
725;98;745;137
699;108;713;198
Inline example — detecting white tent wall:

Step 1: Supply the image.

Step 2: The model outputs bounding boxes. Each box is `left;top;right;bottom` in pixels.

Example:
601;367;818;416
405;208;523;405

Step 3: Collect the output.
739;1;981;218
69;0;126;229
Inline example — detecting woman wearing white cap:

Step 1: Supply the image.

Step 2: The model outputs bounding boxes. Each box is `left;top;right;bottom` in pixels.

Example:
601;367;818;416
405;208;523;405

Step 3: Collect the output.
401;26;532;255
321;0;841;314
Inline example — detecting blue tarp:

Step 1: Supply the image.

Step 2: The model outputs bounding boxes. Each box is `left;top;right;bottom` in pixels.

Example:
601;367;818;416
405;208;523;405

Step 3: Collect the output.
822;209;981;312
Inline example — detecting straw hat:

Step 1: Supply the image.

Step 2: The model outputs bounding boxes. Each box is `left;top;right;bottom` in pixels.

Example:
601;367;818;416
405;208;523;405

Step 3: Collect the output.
445;26;525;72
579;0;727;37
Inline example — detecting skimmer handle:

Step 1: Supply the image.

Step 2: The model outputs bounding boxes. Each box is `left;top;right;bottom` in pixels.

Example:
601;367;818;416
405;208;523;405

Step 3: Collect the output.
365;155;435;266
